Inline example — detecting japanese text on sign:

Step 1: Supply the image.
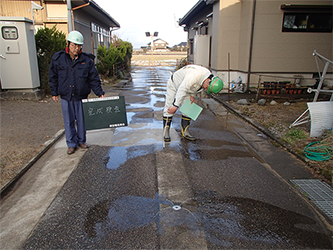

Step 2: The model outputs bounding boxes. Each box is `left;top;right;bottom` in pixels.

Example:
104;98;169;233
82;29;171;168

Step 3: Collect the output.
87;105;121;116
82;96;127;130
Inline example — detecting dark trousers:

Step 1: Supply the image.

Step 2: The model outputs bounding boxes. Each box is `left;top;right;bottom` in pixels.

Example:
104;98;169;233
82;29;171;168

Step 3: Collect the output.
61;98;86;148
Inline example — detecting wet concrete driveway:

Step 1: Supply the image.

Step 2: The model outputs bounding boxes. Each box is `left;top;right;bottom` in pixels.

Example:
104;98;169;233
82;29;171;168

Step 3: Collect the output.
2;66;332;249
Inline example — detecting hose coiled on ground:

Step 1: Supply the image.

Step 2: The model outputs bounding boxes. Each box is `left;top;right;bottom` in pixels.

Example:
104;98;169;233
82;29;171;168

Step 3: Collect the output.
304;141;333;161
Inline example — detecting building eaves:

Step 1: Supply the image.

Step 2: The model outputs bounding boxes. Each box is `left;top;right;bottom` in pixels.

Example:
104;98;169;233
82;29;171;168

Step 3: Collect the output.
179;0;218;27
71;0;120;28
178;0;206;26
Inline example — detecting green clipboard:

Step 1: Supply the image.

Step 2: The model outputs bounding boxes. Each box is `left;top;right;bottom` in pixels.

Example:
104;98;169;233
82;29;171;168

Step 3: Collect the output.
179;99;203;121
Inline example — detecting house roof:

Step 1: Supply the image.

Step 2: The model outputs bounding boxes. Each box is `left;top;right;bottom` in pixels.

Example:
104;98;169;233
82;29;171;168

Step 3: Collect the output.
148;38;168;45
71;0;120;28
154;38;168;43
177;42;187;46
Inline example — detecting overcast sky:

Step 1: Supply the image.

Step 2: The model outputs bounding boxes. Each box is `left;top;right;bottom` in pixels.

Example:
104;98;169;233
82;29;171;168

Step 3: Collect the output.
93;0;199;49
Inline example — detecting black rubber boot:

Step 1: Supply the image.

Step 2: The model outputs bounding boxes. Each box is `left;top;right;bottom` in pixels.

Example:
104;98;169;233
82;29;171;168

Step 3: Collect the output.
163;116;172;142
181;115;196;140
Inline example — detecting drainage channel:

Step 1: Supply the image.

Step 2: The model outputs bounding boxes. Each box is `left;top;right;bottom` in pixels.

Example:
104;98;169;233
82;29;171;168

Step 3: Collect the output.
290;179;333;221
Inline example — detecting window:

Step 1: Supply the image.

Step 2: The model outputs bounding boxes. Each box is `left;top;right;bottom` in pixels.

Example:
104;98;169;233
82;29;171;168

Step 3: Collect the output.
2;27;18;40
198;21;209;35
92;23;110;47
282;12;332;32
189;39;194;55
281;5;332;33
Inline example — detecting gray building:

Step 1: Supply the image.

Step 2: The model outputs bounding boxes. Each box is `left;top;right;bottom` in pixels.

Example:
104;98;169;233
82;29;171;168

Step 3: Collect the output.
179;0;333;89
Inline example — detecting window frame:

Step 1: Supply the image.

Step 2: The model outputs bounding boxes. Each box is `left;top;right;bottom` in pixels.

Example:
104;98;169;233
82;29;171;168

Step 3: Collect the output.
91;22;110;47
189;39;194;55
281;4;332;33
282;12;332;33
2;26;18;40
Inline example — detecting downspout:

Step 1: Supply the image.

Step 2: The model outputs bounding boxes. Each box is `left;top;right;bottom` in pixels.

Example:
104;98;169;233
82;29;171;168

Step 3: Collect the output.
72;2;90;11
67;0;73;32
110;27;120;42
71;2;90;30
246;0;256;92
68;1;91;52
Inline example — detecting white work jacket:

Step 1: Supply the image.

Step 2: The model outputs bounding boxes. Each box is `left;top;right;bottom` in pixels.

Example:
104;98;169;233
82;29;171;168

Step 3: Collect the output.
171;65;211;107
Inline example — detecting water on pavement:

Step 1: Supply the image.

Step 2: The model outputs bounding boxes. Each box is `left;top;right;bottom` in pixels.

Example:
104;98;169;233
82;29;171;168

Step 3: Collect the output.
22;66;332;249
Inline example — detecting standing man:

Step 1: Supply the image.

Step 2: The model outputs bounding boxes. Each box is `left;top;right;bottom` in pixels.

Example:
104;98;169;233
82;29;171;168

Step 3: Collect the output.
49;30;105;155
163;64;223;142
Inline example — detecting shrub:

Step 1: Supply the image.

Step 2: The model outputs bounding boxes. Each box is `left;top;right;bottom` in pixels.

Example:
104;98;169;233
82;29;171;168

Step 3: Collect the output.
35;26;66;94
176;57;188;71
96;36;132;79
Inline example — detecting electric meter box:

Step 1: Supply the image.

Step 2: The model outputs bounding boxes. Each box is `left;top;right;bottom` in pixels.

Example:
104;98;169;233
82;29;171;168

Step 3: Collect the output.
0;17;40;89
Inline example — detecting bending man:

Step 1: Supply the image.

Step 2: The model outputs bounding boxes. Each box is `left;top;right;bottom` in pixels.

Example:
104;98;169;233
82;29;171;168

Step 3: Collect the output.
163;64;223;142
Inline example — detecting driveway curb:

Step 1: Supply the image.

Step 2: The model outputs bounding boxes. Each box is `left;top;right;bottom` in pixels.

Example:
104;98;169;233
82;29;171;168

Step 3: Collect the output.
210;95;310;164
1;130;65;196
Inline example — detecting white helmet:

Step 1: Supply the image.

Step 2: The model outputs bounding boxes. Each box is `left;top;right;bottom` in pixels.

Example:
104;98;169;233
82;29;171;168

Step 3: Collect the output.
67;31;84;45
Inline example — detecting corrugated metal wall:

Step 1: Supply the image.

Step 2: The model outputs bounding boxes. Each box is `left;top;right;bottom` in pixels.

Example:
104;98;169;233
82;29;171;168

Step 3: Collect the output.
1;0;44;25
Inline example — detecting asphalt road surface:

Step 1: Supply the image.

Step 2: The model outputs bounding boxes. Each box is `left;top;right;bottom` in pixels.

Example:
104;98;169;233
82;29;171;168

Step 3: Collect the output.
1;66;332;249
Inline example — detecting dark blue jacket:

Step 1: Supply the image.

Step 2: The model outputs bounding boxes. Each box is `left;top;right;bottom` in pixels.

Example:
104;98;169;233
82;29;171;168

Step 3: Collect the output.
49;50;105;101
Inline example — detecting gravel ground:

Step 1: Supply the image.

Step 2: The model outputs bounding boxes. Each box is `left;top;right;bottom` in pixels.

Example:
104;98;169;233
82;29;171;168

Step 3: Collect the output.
223;96;332;184
0;97;64;188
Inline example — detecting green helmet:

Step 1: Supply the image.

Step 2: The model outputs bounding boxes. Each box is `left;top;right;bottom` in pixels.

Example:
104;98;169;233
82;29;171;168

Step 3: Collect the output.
207;76;223;94
67;31;84;45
